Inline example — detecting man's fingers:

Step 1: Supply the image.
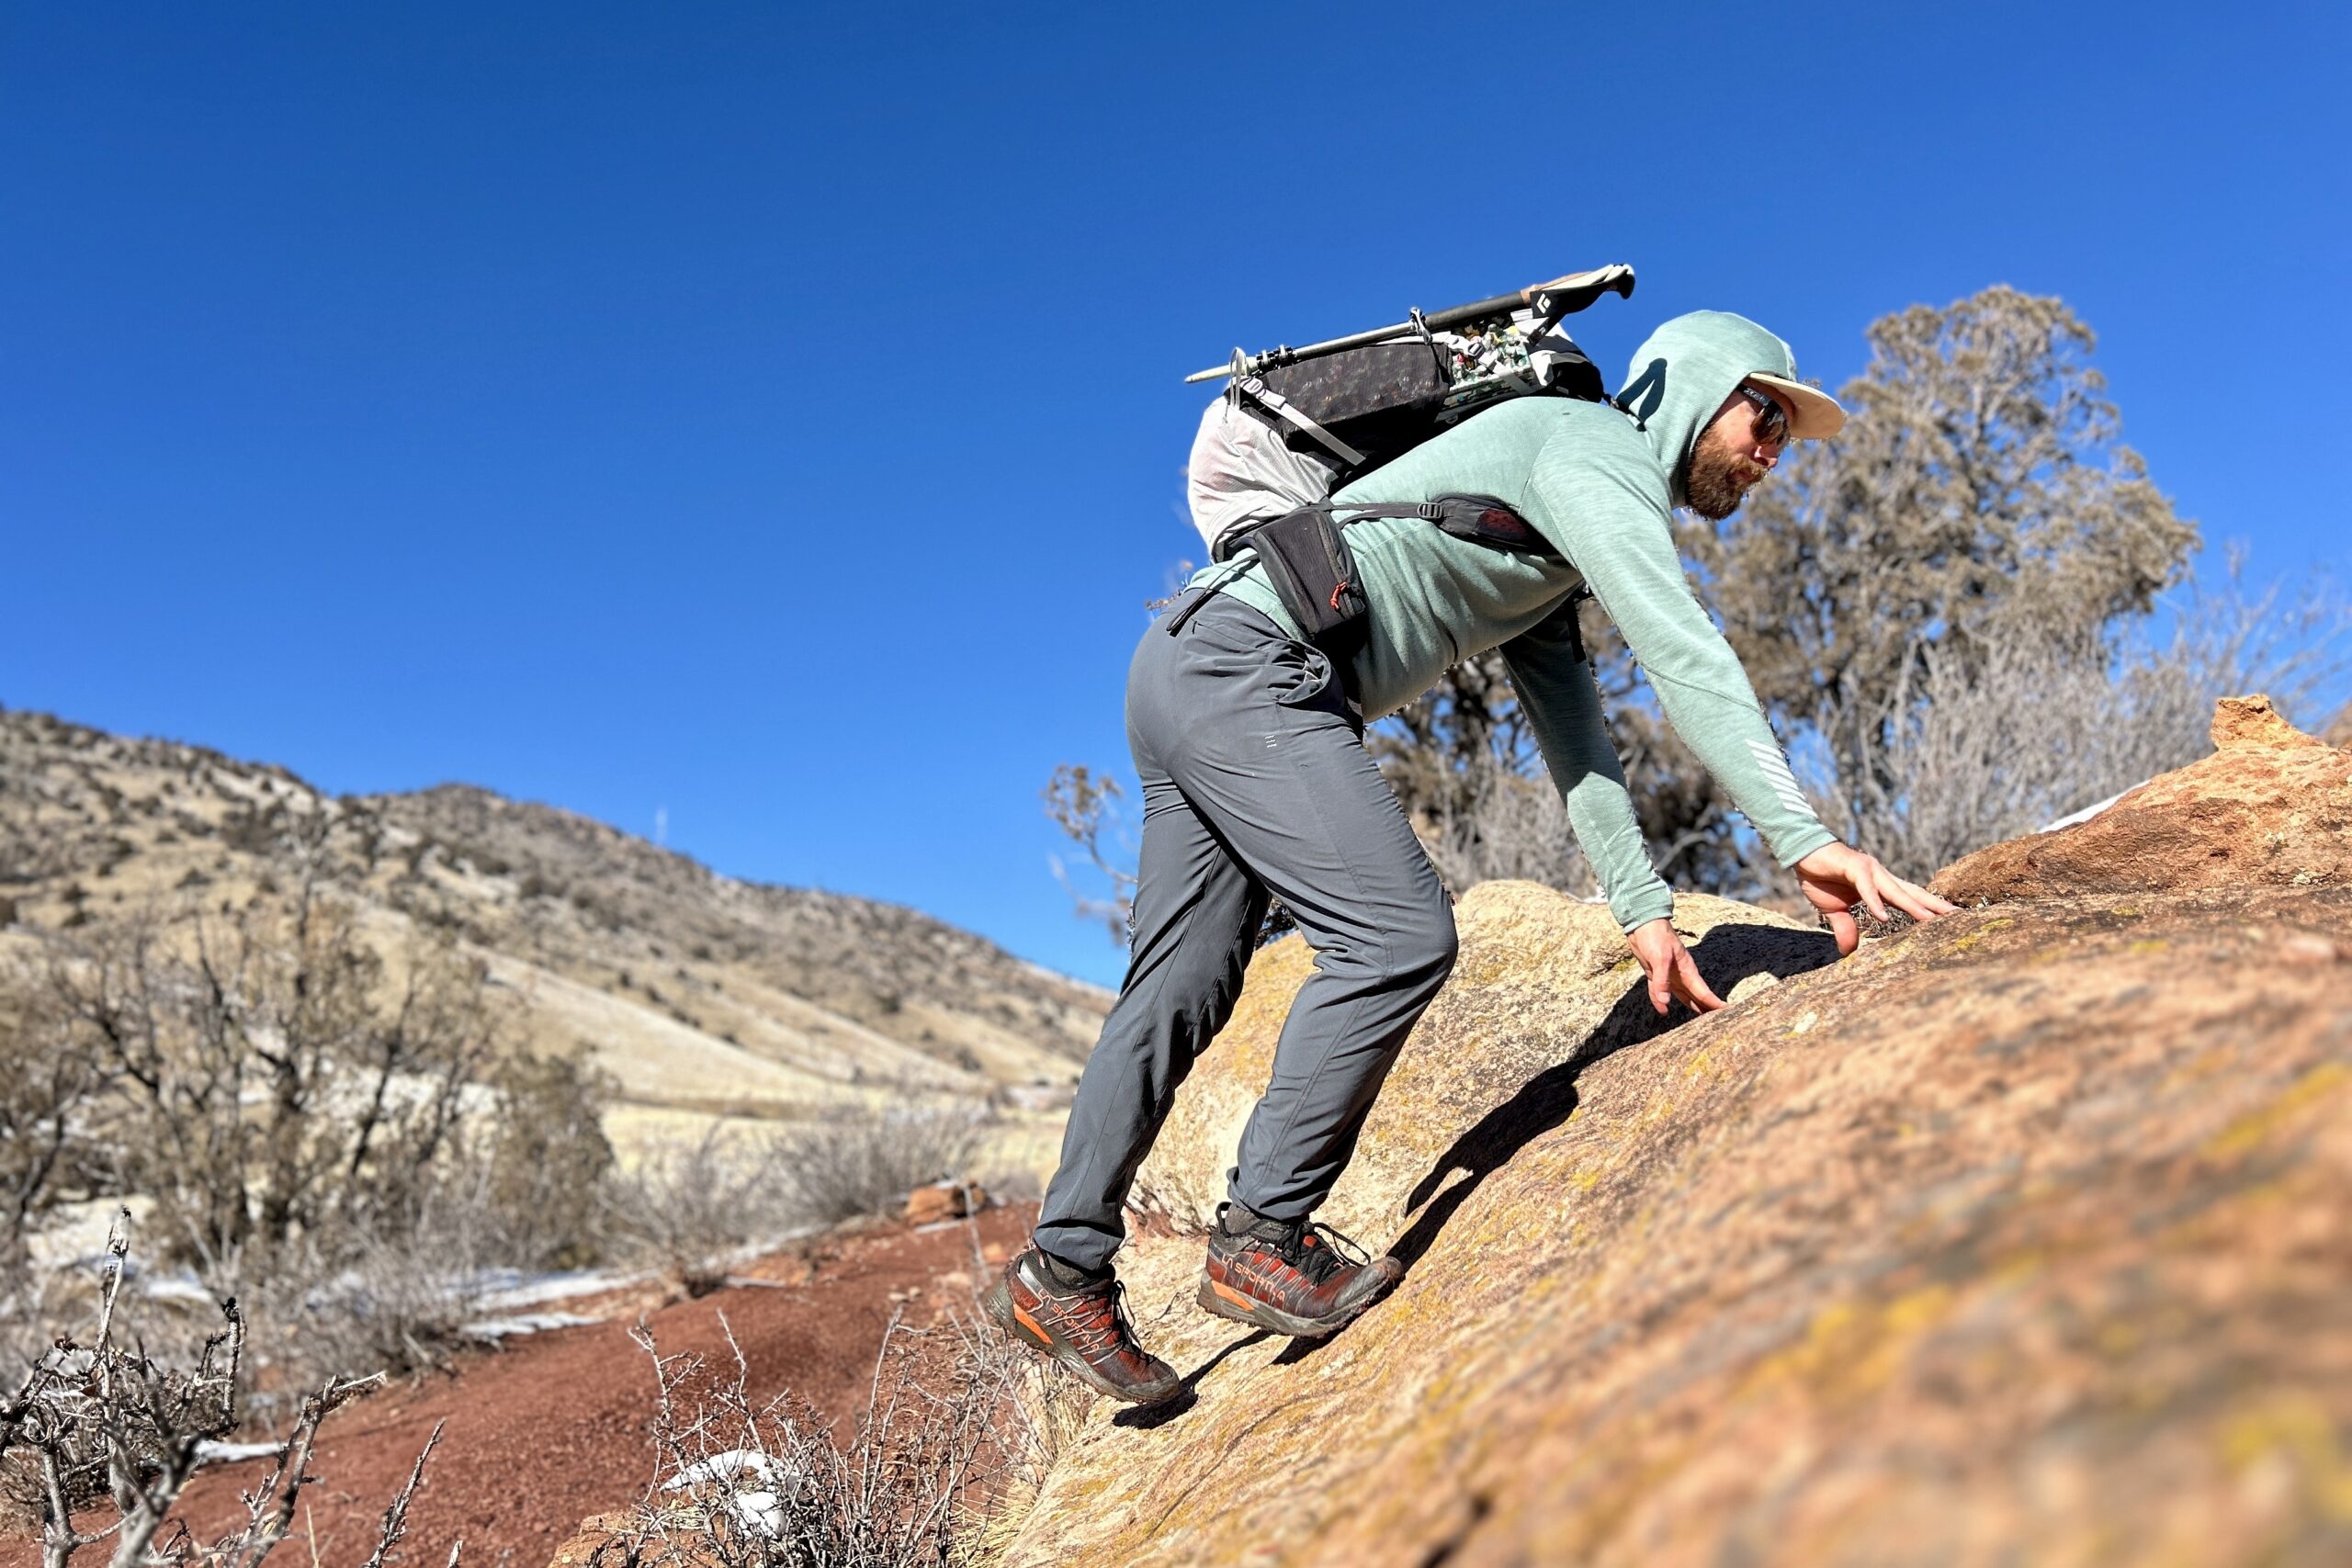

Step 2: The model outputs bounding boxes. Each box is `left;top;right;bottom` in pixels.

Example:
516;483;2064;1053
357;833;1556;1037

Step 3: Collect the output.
1673;950;1728;1012
1800;875;1855;919
1882;874;1958;923
1855;863;1894;924
1647;964;1672;1015
1821;902;1860;956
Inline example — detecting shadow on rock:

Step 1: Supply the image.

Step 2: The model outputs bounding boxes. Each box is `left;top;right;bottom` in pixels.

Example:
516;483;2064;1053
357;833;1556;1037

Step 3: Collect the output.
1391;922;1837;1272
1113;1328;1272;1428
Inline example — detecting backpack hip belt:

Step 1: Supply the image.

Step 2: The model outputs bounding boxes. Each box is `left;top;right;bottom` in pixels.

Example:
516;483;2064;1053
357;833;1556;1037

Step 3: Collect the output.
1167;494;1592;667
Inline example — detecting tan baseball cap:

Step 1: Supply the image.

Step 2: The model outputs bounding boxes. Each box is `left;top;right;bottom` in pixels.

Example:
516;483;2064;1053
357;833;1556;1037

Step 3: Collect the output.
1747;373;1846;439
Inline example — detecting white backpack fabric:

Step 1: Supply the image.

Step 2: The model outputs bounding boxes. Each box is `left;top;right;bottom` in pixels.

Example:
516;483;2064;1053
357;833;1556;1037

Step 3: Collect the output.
1182;315;1598;561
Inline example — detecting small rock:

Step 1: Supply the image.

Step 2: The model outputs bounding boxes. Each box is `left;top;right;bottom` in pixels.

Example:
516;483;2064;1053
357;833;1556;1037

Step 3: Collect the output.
2211;694;2324;751
903;1180;986;1225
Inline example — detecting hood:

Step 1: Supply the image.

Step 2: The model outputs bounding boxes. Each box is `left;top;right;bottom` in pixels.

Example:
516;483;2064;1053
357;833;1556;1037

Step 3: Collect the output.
1614;310;1807;509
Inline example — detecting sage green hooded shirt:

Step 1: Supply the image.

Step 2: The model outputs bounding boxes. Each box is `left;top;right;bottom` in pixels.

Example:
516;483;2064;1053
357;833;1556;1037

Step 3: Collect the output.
1185;309;1837;930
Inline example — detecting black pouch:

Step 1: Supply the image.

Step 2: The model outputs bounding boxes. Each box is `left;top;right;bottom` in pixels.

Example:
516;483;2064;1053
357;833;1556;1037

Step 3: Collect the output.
1234;505;1370;660
1172;502;1375;659
1170;495;1560;666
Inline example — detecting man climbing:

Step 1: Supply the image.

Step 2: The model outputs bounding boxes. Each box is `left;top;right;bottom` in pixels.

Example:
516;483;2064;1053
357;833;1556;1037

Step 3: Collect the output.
985;310;1956;1404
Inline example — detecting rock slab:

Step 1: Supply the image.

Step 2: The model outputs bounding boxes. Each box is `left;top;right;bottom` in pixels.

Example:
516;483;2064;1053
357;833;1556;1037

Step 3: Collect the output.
1935;693;2351;904
1000;704;2352;1568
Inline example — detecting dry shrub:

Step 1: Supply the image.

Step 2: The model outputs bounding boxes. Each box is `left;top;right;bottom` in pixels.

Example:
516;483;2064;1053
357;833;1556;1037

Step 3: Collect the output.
612;1307;1046;1568
0;956;107;1280
4;882;617;1402
0;1214;443;1567
775;1106;987;1231
19;889;507;1270
213;1198;498;1425
478;1052;616;1271
600;1126;807;1297
597;1105;989;1292
1812;562;2349;881
1411;741;1591;897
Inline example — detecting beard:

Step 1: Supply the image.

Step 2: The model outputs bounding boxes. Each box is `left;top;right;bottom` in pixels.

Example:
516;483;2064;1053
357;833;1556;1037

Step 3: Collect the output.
1684;429;1767;521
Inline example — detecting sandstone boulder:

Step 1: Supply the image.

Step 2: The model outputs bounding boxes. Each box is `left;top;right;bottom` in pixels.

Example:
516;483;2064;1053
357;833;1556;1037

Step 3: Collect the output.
1131;886;1832;1241
2326;700;2351;749
904;1179;985;1225
546;1510;726;1568
1935;695;2351;904
997;705;2352;1567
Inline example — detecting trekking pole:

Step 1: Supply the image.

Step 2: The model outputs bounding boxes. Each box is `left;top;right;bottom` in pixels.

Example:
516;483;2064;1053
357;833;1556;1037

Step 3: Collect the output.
1182;264;1635;384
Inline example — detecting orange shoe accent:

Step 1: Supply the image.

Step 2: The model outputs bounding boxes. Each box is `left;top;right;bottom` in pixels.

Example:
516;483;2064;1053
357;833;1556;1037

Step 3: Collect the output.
1210;1278;1258;1312
1012;1302;1049;1342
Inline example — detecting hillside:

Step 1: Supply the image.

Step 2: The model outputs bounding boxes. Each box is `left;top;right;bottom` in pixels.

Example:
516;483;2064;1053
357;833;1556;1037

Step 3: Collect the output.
0;708;1110;1138
985;700;2351;1566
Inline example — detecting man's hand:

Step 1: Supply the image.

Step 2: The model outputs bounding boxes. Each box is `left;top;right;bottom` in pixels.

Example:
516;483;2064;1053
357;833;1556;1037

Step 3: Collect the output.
1793;841;1959;955
1627;918;1727;1016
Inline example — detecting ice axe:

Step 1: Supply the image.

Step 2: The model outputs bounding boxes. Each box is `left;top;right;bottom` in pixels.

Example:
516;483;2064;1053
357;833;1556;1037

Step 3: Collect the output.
1183;264;1636;385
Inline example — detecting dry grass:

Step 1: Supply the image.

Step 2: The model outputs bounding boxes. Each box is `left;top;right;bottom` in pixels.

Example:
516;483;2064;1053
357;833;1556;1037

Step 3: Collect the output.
607;1306;1052;1568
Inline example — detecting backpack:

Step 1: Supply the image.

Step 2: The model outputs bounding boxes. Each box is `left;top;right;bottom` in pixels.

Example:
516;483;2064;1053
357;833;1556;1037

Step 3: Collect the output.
1185;290;1623;563
1176;273;1634;666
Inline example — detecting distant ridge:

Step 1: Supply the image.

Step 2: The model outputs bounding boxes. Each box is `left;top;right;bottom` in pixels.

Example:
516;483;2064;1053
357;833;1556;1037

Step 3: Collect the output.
0;706;1110;1122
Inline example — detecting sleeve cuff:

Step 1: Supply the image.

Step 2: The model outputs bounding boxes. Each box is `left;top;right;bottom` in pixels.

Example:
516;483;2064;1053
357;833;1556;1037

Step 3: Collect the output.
1771;824;1839;869
1610;882;1677;933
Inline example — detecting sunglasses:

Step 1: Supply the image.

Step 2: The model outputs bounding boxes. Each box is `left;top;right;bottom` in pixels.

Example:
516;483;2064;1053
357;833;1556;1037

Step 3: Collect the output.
1736;384;1792;451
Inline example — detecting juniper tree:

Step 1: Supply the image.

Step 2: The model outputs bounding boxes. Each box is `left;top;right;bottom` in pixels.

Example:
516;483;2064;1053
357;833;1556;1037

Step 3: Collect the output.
1384;286;2198;897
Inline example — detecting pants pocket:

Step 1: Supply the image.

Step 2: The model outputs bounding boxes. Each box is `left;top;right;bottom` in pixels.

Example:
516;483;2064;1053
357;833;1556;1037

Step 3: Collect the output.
1272;642;1337;707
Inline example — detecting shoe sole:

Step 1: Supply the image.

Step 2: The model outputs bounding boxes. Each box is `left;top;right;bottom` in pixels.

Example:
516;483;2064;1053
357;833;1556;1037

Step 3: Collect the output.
1194;1271;1393;1338
981;1276;1183;1406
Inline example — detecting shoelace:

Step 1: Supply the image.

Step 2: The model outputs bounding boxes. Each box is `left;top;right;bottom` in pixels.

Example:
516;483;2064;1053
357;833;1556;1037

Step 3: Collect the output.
1056;1278;1141;1360
1274;1220;1371;1286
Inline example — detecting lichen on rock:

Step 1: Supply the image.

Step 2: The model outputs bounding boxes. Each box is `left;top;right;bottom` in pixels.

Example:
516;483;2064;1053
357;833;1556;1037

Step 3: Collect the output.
990;700;2352;1568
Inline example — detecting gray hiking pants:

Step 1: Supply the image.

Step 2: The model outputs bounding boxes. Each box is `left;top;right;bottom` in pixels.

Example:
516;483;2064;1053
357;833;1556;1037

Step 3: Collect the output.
1034;592;1459;1273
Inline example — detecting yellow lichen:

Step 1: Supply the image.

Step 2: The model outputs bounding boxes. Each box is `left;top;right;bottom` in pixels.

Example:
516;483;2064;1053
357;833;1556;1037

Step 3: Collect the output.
2218;1393;2352;1521
2205;1062;2352;1161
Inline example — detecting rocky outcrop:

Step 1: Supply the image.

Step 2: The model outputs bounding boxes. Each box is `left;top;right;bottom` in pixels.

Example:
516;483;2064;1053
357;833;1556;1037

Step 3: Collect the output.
1934;694;2351;904
998;704;2352;1567
2326;700;2352;749
1130;889;1831;1242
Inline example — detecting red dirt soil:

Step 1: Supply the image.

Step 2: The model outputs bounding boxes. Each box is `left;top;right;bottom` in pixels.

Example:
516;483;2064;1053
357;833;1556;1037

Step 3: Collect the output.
6;1205;1035;1568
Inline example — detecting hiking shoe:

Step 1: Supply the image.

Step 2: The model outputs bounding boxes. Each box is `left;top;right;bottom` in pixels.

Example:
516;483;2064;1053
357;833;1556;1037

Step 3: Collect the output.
1197;1201;1404;1337
983;1248;1182;1405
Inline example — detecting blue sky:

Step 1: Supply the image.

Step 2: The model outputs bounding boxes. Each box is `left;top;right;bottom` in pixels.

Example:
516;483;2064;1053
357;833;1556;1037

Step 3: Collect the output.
6;3;2346;987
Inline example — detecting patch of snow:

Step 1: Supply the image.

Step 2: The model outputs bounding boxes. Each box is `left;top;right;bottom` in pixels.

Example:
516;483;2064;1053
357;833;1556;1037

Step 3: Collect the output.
2040;784;2142;834
196;1439;286;1467
462;1312;601;1342
467;1266;645;1312
664;1450;801;1539
137;1275;220;1306
24;1198;160;1271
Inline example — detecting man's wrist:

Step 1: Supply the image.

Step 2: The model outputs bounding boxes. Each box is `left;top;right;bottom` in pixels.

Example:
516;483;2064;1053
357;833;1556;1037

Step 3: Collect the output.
1775;825;1840;870
1613;886;1676;933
